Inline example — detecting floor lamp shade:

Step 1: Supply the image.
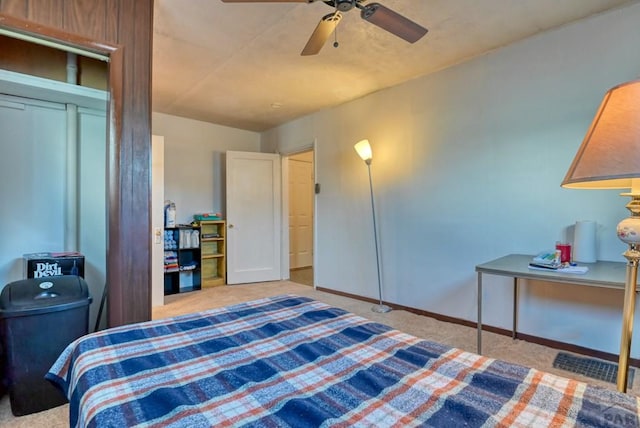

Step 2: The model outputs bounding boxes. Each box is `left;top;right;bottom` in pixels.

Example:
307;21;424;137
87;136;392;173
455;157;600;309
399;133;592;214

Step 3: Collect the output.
562;80;640;190
355;139;373;163
561;79;640;393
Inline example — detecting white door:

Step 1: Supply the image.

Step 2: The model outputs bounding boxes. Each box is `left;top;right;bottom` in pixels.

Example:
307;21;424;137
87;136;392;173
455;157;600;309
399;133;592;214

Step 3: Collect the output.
288;153;314;268
226;151;281;284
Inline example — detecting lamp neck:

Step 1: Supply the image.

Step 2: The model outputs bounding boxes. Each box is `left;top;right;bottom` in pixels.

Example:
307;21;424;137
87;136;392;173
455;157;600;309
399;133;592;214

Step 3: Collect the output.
364;158;372;166
617;194;640;246
625;194;640;218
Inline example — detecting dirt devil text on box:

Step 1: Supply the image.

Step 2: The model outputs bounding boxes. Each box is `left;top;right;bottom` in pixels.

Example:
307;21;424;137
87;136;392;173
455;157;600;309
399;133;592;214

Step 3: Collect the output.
34;262;62;277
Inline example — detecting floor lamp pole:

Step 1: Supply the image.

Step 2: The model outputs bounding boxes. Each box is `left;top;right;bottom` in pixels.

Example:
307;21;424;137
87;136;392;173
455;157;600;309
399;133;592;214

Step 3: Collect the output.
366;162;391;313
617;248;638;392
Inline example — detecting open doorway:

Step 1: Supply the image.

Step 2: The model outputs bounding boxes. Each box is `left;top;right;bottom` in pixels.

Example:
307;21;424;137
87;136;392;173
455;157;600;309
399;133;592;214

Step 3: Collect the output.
287;150;315;286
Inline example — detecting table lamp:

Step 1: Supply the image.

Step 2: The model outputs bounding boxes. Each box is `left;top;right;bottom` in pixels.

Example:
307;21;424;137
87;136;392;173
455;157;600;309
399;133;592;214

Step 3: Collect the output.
561;79;640;392
354;139;391;313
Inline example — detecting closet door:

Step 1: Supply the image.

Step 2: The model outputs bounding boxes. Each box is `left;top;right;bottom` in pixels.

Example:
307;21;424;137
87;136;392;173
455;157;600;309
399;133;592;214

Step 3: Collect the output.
0;94;67;283
78;107;107;330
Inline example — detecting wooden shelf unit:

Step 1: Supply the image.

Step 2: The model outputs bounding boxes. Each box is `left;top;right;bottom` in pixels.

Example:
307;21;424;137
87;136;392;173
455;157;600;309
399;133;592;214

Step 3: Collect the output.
199;220;226;287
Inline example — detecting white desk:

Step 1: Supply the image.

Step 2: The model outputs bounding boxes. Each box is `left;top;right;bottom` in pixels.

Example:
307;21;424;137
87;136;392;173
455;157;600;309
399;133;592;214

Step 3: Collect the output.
475;254;634;354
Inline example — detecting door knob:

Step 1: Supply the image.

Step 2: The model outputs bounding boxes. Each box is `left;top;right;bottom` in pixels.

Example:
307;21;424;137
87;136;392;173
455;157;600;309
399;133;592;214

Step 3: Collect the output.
228;224;234;229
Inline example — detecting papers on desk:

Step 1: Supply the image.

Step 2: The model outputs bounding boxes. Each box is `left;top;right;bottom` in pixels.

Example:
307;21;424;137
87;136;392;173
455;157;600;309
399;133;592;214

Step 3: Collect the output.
528;263;589;274
528;251;589;273
532;251;561;267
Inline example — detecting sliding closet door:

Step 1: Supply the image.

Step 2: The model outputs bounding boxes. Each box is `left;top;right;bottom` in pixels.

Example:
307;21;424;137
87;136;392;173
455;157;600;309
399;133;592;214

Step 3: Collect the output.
0;94;67;283
78;107;107;330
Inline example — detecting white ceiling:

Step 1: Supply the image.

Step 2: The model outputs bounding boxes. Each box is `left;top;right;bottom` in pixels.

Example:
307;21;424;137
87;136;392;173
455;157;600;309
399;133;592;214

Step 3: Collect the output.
152;0;634;132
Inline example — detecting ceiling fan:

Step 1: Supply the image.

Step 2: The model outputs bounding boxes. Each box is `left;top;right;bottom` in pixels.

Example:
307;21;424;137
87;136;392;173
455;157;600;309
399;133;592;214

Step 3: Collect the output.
220;0;428;56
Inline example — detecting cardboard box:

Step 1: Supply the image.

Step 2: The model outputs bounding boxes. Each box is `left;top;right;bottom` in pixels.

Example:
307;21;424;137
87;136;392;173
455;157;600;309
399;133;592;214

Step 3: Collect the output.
179;271;193;290
23;252;84;278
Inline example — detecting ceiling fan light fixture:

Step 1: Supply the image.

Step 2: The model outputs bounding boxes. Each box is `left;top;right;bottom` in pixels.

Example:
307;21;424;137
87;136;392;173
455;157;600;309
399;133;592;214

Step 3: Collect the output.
301;11;343;56
361;2;428;43
335;0;357;12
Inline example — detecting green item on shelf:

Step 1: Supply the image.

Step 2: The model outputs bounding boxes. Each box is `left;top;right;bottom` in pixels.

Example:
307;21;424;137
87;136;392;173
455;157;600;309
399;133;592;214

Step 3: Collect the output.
194;213;221;221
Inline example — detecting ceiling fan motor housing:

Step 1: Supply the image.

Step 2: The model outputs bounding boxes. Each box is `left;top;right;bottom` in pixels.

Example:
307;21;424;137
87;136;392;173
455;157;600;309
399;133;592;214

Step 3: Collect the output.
335;0;358;12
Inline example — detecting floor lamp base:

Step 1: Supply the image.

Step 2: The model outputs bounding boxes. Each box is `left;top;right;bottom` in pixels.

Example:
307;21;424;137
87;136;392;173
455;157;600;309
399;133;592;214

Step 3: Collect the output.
372;304;392;313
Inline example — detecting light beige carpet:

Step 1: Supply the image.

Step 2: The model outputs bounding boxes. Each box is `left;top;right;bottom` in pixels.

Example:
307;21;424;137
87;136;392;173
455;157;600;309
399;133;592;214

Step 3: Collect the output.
290;267;313;287
1;280;636;427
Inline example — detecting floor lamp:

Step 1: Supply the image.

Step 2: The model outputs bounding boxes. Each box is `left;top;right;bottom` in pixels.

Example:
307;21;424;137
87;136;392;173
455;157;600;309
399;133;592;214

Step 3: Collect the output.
562;80;640;393
354;139;391;313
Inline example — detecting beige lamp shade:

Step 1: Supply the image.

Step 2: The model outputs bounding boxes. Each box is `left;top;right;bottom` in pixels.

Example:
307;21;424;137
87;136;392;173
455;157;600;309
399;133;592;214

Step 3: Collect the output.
354;139;373;163
561;80;640;190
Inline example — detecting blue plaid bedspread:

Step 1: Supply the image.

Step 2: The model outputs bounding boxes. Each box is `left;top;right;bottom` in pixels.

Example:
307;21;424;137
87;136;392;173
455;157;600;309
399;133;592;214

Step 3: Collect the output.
47;295;640;427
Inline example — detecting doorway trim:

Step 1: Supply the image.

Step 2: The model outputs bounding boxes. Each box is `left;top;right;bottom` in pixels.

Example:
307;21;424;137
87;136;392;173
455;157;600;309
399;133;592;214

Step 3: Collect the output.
280;139;317;287
0;13;125;325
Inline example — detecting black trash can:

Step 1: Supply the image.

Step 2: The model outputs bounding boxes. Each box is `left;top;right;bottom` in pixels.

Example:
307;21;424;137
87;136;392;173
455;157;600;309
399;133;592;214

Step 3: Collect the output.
0;275;92;416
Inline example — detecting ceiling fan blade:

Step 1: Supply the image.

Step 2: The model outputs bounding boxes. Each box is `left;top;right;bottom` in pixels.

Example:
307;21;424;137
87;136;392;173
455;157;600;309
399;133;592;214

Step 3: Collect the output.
360;2;427;43
301;12;342;56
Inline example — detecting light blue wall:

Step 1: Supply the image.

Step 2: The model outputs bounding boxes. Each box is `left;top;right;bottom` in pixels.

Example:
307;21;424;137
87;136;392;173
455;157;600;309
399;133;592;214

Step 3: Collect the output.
152;112;261;224
262;3;640;356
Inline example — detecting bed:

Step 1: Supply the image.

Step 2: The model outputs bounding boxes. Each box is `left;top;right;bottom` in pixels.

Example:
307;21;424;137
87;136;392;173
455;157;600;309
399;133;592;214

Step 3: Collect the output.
47;294;639;427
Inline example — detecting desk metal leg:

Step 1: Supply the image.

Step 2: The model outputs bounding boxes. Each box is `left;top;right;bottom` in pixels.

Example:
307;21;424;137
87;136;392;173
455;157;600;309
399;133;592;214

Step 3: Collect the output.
477;272;482;354
512;278;518;340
